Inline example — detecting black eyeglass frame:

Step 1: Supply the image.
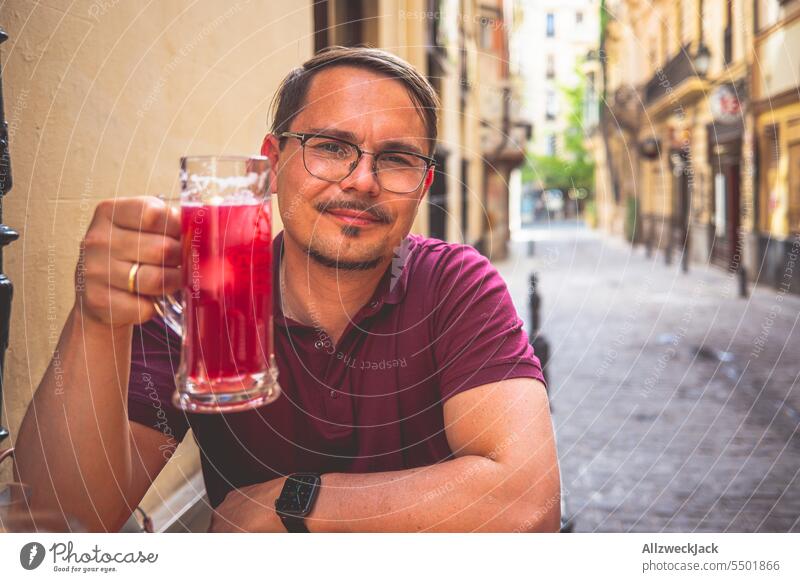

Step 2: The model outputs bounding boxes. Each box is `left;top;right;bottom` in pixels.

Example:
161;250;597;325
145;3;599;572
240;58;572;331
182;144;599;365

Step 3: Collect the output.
280;131;436;193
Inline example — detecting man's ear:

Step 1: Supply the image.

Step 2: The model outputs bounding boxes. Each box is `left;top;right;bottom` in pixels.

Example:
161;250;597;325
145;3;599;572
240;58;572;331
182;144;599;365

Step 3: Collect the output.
261;133;280;161
423;166;435;191
412;167;435;212
261;134;280;193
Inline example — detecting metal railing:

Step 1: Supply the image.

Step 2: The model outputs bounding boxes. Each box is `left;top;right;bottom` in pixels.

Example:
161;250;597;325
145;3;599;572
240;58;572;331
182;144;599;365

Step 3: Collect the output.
0;28;17;443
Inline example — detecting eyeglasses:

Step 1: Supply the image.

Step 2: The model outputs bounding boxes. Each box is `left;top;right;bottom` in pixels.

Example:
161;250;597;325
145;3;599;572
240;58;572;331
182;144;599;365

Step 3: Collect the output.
280;132;435;194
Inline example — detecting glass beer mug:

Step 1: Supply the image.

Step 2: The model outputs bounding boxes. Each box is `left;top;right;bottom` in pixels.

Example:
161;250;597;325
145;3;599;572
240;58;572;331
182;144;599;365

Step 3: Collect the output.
157;156;281;413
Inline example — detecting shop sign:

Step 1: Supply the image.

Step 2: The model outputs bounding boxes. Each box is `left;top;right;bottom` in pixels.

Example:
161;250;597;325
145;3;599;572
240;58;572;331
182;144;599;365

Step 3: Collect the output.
710;84;743;124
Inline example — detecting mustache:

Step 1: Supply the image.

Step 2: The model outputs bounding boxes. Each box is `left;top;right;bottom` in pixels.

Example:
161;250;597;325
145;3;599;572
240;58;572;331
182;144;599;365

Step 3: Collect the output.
315;199;392;223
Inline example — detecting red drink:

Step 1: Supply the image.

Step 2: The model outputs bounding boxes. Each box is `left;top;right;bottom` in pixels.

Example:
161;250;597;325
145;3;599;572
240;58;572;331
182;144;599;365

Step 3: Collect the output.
169;155;280;413
179;202;273;396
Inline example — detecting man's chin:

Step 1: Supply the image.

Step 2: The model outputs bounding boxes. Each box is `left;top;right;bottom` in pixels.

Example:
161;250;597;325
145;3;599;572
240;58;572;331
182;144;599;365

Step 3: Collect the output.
301;234;386;271
305;245;384;271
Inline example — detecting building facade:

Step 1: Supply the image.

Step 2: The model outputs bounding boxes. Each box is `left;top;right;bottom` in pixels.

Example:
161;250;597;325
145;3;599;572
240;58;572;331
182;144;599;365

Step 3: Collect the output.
519;0;600;161
752;0;800;294
595;0;799;296
476;0;531;258
315;0;527;259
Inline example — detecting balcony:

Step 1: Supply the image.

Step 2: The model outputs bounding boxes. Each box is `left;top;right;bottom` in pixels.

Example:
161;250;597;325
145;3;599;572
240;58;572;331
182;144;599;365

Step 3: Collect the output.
643;44;709;117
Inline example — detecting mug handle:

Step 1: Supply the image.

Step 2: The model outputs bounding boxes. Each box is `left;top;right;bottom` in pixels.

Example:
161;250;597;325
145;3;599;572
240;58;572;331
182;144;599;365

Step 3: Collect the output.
153;294;183;336
153;194;183;336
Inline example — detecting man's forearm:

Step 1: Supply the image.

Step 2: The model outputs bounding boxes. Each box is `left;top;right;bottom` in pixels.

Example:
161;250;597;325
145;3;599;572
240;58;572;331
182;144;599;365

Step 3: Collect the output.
15;307;136;531
306;455;559;532
210;381;561;534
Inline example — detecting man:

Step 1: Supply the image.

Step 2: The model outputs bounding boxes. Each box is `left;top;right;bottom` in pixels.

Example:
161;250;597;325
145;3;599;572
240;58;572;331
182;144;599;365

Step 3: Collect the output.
15;47;560;532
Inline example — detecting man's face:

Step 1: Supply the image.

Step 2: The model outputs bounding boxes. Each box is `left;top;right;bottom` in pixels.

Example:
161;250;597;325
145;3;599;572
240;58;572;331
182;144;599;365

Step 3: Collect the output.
268;66;431;271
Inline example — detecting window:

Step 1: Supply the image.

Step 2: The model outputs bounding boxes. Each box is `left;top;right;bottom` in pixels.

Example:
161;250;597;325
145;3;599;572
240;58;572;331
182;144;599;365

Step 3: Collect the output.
480;17;493;49
546;89;557;120
546;134;557;156
760;124;780;231
724;0;733;64
461;159;470;238
789;141;800;232
326;0;378;48
765;125;780;168
546;13;555;37
546;54;555;79
576;11;583;24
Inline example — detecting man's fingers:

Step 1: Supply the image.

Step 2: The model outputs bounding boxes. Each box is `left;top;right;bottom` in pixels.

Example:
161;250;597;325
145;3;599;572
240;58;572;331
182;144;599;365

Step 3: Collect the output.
109;229;182;267
100;197;181;238
79;197;183;328
106;259;182;296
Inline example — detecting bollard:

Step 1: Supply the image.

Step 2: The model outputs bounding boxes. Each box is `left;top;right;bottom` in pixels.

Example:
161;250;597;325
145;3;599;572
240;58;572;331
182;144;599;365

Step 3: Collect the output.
529;273;541;332
738;265;748;299
529;273;568;528
529;273;550;388
527;240;535;257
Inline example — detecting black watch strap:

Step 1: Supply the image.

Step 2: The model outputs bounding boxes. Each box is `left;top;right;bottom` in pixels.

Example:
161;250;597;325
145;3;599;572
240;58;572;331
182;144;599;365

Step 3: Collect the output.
275;473;321;533
277;511;309;533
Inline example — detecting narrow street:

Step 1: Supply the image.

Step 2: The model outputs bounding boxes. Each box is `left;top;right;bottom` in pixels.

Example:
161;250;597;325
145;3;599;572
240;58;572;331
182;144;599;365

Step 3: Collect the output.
496;222;800;532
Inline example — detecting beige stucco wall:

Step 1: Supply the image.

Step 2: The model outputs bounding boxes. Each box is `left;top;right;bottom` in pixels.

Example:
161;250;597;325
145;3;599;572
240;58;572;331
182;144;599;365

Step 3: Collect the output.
0;0;313;517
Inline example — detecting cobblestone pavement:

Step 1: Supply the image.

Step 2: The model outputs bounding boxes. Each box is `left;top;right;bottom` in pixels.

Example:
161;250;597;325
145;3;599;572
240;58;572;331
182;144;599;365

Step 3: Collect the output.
495;222;800;532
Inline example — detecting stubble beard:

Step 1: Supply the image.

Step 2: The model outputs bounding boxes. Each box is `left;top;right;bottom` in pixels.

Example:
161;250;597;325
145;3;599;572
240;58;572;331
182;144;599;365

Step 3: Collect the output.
305;226;384;271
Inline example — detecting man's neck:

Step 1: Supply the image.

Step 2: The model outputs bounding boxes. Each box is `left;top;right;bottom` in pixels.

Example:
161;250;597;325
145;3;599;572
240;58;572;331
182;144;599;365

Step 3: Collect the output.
279;235;390;345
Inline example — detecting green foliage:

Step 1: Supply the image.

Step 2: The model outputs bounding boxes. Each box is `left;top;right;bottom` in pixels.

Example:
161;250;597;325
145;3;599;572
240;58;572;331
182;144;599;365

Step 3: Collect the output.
624;195;639;243
522;72;595;193
522;154;591;192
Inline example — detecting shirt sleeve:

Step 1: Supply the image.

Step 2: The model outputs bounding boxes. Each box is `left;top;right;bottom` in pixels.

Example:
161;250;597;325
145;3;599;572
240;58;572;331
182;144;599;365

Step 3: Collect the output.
127;318;190;443
431;244;546;402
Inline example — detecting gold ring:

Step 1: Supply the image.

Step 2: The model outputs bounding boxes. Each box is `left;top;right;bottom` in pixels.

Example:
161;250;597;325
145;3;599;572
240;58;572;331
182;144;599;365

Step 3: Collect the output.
127;262;142;294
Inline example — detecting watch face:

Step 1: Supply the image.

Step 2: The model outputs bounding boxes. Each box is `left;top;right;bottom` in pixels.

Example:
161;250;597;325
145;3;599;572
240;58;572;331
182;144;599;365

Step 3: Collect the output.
276;474;320;515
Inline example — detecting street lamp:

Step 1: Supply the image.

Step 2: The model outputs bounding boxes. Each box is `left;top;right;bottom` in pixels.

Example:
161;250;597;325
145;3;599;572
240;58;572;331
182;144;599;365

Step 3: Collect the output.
694;0;712;77
693;42;711;77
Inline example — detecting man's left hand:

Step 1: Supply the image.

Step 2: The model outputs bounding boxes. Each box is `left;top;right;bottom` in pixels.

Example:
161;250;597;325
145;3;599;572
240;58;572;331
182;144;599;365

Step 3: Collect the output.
208;477;286;533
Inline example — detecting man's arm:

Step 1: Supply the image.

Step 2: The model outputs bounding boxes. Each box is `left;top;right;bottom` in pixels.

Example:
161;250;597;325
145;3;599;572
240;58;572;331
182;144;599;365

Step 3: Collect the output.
14;309;175;532
210;377;560;532
14;197;182;532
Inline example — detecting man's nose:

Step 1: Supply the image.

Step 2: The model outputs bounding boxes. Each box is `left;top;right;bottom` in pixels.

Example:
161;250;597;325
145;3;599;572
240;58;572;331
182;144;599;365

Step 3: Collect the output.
339;152;380;196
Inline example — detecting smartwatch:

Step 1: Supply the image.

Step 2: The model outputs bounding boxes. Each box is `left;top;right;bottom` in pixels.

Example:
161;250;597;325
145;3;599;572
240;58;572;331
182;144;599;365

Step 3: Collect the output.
274;473;321;532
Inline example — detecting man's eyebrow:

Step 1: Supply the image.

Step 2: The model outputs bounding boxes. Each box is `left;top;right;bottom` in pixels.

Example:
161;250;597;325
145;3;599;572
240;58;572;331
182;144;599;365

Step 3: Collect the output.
304;127;360;142
302;127;424;156
379;140;424;156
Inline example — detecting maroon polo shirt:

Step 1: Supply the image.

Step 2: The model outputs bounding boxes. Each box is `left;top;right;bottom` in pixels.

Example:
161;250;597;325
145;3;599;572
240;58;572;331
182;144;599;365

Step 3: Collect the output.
127;231;545;507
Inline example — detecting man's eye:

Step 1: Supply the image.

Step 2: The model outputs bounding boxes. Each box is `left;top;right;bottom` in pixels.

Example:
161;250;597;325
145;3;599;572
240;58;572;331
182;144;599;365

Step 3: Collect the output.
313;141;349;156
380;153;416;167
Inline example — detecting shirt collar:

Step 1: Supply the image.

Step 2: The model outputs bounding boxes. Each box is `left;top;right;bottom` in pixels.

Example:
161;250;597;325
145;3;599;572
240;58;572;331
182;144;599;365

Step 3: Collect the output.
382;234;417;305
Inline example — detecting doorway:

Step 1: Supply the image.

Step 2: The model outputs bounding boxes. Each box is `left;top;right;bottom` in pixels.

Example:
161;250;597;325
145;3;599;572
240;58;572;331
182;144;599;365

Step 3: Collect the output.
711;159;741;271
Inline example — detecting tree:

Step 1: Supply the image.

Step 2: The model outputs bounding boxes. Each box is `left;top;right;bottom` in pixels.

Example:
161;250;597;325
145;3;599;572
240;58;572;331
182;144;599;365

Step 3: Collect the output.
522;71;595;193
